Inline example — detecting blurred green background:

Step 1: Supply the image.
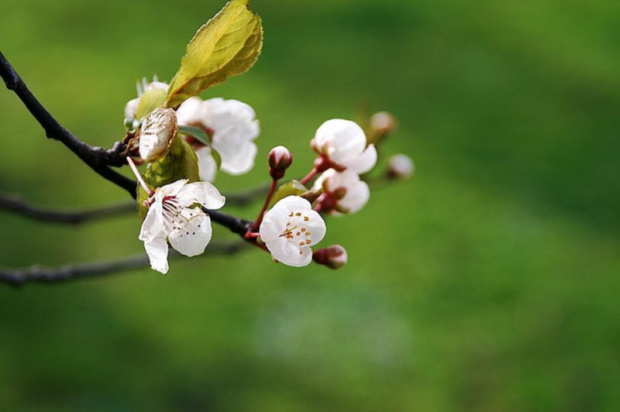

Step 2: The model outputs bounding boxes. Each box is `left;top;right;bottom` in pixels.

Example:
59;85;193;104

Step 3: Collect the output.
1;0;619;410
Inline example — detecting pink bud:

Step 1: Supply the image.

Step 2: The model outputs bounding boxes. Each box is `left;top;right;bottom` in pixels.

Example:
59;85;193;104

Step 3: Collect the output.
268;145;293;179
370;111;396;135
387;154;414;179
312;244;348;269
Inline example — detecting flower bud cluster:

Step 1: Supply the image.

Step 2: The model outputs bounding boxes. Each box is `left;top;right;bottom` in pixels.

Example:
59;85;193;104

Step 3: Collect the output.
124;79;411;273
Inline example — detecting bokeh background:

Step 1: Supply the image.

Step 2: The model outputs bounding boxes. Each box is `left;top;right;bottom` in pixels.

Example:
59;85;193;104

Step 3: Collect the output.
1;0;619;410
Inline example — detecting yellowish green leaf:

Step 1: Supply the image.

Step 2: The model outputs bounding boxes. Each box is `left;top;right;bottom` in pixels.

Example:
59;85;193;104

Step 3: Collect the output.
165;0;263;108
269;180;308;208
135;88;167;119
137;136;201;221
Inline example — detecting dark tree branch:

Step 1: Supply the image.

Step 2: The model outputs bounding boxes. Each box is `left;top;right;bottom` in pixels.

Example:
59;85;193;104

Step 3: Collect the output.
0;51;137;198
0;192;135;225
0;51;272;282
0;183;270;225
204;208;253;237
0;241;247;287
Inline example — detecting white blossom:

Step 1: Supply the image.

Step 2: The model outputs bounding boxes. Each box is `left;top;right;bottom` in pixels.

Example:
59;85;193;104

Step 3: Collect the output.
314;169;370;214
139;179;225;274
124;80;259;181
311;119;377;174
259;196;327;267
177;97;259;181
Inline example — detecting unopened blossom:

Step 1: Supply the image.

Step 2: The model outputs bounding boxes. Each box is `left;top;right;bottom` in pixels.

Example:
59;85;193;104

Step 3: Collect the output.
311;119;377;174
312;244;348;269
259;196;326;267
177;97;259;181
370;111;396;135
313;169;370;214
139;179;225;274
139;108;178;162
387;154;414;179
124;79;169;119
268;145;293;180
368;111;396;144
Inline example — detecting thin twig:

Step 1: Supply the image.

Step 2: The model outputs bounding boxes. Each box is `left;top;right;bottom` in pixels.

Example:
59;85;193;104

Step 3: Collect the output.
204;208;253;237
0;183;268;225
0;241;247;287
0;192;135;225
0;51;136;197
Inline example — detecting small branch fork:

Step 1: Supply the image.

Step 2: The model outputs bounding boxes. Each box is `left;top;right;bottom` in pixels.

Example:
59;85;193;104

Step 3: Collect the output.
0;51;265;286
0;51;136;198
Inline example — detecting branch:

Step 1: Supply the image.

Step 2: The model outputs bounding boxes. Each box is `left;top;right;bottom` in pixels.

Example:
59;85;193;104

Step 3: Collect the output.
0;241;247;287
0;51;137;198
204;207;253;237
0;192;135;225
0;182;269;225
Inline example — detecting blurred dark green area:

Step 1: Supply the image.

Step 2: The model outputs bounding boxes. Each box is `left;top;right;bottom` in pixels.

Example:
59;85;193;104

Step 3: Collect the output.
0;0;619;410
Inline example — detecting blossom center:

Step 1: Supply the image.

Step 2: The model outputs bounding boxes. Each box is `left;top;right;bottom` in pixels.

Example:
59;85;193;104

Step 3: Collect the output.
280;211;313;249
159;196;202;236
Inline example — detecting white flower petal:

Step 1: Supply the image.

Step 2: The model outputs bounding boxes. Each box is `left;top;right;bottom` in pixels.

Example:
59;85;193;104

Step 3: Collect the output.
158;179;188;197
266;238;313;267
144;237;170;274
175;97;205;125
175;182;226;210
139;198;165;243
301;209;327;245
259;207;291;243
218;141;258;175
315;119;366;160
124;98;139;119
339;180;369;214
274;195;312;212
168;213;212;257
195;147;218;182
342;144;377;174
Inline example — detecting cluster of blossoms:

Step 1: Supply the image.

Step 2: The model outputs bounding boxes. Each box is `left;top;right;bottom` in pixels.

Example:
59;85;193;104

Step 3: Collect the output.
124;79;411;274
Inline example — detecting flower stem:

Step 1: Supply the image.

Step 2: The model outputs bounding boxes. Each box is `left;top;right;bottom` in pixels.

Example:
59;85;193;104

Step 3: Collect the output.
250;178;279;232
126;157;152;195
300;168;318;185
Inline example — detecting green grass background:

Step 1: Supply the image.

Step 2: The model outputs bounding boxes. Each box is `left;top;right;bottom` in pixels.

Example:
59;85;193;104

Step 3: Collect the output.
0;0;618;410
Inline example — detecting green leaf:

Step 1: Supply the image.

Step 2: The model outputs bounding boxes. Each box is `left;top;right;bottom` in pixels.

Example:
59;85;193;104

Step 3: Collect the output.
144;135;200;188
269;180;308;208
211;148;222;170
137;136;201;221
165;0;263;108
135;88;167;119
179;125;212;145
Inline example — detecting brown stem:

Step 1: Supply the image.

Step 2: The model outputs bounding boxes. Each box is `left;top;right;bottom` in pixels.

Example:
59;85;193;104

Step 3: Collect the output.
250;178;278;232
